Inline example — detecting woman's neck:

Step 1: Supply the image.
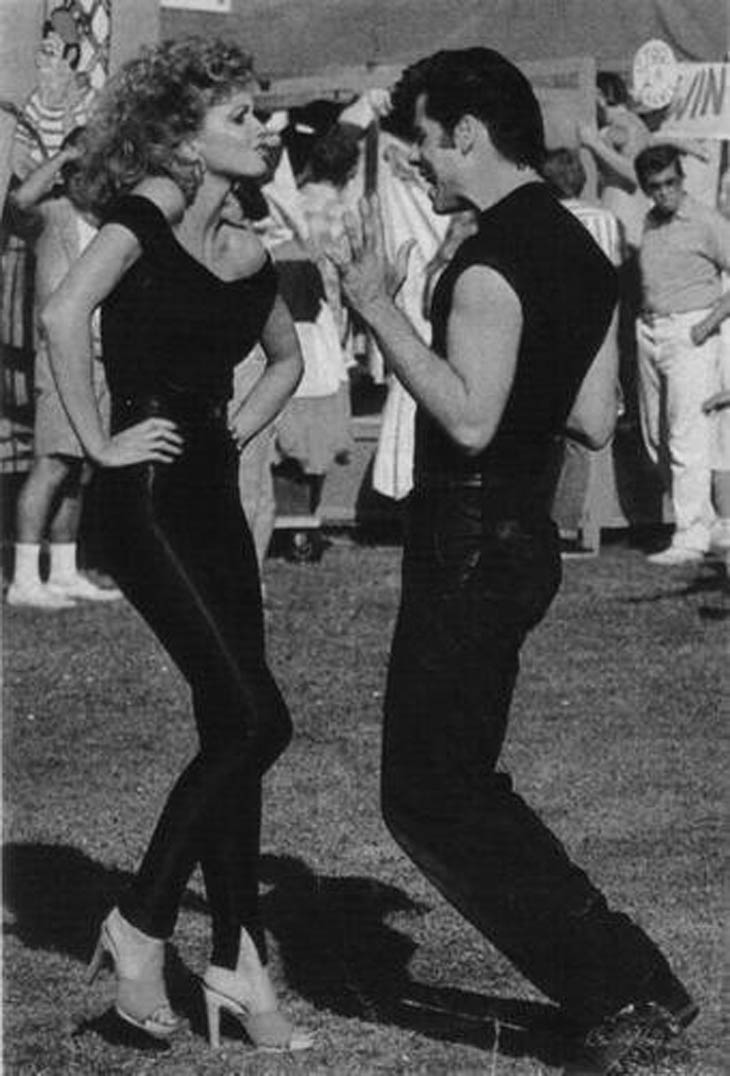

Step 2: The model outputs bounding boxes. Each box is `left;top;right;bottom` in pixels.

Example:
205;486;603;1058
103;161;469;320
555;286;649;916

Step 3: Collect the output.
176;176;231;258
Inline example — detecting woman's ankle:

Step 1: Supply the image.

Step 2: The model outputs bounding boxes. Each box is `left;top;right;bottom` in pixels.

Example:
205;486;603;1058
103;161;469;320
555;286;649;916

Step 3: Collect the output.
205;939;278;1013
114;903;169;945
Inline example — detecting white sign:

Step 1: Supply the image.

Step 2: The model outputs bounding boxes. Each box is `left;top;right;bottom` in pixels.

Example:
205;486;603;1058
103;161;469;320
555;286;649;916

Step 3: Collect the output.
633;39;679;111
661;63;730;139
160;0;232;11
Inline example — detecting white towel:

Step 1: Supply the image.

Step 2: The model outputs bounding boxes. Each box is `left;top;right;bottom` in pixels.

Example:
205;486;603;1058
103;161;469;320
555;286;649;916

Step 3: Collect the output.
373;135;449;499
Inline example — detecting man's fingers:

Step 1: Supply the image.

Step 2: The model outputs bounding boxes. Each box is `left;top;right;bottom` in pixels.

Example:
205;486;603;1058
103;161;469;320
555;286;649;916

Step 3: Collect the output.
395;238;416;283
360;194;385;258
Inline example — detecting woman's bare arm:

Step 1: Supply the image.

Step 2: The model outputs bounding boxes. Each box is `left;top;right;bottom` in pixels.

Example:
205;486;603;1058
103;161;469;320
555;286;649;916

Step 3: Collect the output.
41;184;184;466
229;294;303;448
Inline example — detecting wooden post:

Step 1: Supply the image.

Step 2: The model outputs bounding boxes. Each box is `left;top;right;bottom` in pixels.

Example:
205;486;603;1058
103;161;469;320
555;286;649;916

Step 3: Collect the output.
364;119;379;196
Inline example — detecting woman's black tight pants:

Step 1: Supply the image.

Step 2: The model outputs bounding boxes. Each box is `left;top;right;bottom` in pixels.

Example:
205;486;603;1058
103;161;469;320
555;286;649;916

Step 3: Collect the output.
98;428;291;968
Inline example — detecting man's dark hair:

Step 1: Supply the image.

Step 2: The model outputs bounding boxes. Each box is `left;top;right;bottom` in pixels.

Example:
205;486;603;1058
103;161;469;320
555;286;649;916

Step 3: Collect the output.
541;147;586;199
634;143;684;192
387;48;545;171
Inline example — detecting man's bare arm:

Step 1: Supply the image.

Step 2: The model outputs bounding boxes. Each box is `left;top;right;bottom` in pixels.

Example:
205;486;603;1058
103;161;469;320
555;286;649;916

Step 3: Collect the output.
331;196;521;454
565;306;620;450
690;292;730;346
358;267;521;453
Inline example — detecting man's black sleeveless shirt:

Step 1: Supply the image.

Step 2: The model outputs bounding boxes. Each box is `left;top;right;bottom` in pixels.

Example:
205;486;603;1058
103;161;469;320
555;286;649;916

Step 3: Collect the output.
416;182;617;487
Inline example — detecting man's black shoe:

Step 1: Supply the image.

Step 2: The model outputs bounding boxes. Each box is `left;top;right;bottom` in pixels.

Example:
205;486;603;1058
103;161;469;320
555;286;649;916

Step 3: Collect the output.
561;996;699;1075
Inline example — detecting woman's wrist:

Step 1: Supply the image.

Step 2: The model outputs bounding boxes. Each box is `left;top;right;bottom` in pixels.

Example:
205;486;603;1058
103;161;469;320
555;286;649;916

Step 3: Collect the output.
87;434;112;465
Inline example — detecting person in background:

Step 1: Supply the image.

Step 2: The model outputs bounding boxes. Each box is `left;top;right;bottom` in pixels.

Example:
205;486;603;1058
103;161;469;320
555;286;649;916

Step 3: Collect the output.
541;147;621;266
268;127;356;529
41;36;311;1052
6;129;121;608
703;384;730;547
3;6;98;606
634;143;730;565
578;72;709;254
578;72;651;253
334;89;454;501
540;147;622;551
297;124;362;344
224;180;278;579
700;168;730;561
229;344;277;573
329;47;697;1076
12;4;93;181
692;292;730;561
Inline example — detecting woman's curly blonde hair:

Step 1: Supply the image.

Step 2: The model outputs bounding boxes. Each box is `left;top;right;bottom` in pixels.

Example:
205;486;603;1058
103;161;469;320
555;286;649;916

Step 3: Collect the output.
71;36;256;216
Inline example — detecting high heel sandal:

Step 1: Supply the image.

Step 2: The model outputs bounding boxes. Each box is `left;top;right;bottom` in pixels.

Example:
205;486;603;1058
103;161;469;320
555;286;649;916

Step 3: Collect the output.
202;973;314;1052
87;907;180;1038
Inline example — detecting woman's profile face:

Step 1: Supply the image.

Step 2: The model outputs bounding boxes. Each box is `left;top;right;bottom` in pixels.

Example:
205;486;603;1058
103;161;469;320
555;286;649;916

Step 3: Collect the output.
194;88;276;181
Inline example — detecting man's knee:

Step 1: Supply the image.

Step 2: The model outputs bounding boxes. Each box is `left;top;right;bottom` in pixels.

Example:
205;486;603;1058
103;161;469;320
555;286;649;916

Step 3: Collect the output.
380;750;430;838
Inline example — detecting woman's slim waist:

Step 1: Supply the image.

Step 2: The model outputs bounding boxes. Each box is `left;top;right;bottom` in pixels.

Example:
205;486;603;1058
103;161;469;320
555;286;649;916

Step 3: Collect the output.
111;389;229;433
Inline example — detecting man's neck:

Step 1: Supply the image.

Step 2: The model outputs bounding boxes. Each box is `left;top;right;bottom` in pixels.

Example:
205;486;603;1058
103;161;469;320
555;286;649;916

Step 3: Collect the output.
652;194;687;223
465;163;542;214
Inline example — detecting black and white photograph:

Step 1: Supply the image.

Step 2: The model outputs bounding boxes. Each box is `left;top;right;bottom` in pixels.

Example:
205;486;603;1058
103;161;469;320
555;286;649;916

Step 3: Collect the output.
1;1;726;1073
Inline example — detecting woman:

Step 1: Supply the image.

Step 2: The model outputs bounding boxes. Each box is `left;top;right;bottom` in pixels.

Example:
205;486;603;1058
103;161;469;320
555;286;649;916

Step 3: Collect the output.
41;37;311;1052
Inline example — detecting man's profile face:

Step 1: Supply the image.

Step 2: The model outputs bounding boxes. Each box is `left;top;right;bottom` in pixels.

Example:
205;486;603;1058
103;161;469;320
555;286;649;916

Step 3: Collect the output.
408;93;462;214
644;163;684;218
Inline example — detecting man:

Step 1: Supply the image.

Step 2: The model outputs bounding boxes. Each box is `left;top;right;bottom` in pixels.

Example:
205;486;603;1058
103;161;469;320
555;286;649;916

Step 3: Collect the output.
634;143;730;565
329;49;697;1074
4;12;116;608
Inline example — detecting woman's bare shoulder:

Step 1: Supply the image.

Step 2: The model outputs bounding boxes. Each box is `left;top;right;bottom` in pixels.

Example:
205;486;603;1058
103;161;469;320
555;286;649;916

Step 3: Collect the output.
221;222;269;278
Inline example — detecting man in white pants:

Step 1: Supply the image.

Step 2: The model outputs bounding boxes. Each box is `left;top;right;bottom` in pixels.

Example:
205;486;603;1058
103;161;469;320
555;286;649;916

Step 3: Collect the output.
635;143;730;565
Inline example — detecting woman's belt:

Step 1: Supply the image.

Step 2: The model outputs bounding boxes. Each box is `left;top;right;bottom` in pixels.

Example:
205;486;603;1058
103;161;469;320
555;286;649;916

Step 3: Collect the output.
112;391;228;429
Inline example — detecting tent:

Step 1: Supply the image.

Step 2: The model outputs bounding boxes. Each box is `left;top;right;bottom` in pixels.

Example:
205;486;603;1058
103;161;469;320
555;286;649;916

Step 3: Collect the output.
162;0;730;81
2;0;727;535
160;0;729;543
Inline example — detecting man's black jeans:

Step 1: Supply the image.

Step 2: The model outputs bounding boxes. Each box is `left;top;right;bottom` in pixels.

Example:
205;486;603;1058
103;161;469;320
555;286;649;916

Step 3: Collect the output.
382;483;685;1024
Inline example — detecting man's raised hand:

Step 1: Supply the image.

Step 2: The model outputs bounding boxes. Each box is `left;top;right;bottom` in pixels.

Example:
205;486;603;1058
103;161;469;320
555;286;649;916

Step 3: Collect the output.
326;194;414;314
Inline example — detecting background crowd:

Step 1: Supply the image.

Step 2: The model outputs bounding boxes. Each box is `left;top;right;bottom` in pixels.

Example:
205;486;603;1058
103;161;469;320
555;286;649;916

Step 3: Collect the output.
2;9;730;611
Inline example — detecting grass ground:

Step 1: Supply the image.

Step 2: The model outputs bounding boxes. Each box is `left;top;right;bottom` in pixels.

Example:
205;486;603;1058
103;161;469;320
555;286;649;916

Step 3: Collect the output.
3;533;727;1075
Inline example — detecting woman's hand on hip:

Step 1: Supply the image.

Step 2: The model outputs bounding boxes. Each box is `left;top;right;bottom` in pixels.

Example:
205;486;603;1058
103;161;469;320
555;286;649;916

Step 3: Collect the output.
94;418;184;467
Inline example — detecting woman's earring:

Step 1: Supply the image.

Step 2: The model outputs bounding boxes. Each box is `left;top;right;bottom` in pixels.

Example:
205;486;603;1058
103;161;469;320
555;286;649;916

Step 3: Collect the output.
193;156;206;184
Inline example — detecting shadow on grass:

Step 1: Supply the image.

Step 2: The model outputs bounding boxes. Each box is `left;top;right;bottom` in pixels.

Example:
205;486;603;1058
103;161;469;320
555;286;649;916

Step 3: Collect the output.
2;841;207;1047
2;842;204;960
259;854;567;1067
621;561;730;615
3;843;566;1065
